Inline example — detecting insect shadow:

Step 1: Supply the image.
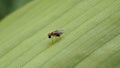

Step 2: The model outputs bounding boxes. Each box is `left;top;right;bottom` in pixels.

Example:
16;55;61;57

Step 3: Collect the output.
48;37;63;45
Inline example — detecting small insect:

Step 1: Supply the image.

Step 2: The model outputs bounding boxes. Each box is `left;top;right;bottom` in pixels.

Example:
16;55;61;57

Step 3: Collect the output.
48;30;64;38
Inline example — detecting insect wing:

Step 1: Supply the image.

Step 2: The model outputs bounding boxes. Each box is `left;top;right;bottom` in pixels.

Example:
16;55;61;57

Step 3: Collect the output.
54;30;64;35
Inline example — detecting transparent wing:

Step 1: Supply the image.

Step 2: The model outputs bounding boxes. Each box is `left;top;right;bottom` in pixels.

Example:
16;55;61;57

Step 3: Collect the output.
54;30;64;34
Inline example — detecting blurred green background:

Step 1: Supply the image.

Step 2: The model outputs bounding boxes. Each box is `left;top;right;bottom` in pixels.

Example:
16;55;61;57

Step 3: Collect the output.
0;0;32;20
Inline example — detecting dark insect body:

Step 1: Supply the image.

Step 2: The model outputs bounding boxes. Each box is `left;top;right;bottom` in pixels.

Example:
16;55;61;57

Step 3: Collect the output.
48;30;64;38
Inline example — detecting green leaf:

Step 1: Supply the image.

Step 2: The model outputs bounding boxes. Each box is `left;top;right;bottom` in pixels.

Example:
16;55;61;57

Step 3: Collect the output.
0;0;120;68
0;0;31;20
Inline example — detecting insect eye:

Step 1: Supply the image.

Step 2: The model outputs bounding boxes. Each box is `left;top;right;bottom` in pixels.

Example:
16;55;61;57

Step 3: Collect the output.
48;35;51;38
